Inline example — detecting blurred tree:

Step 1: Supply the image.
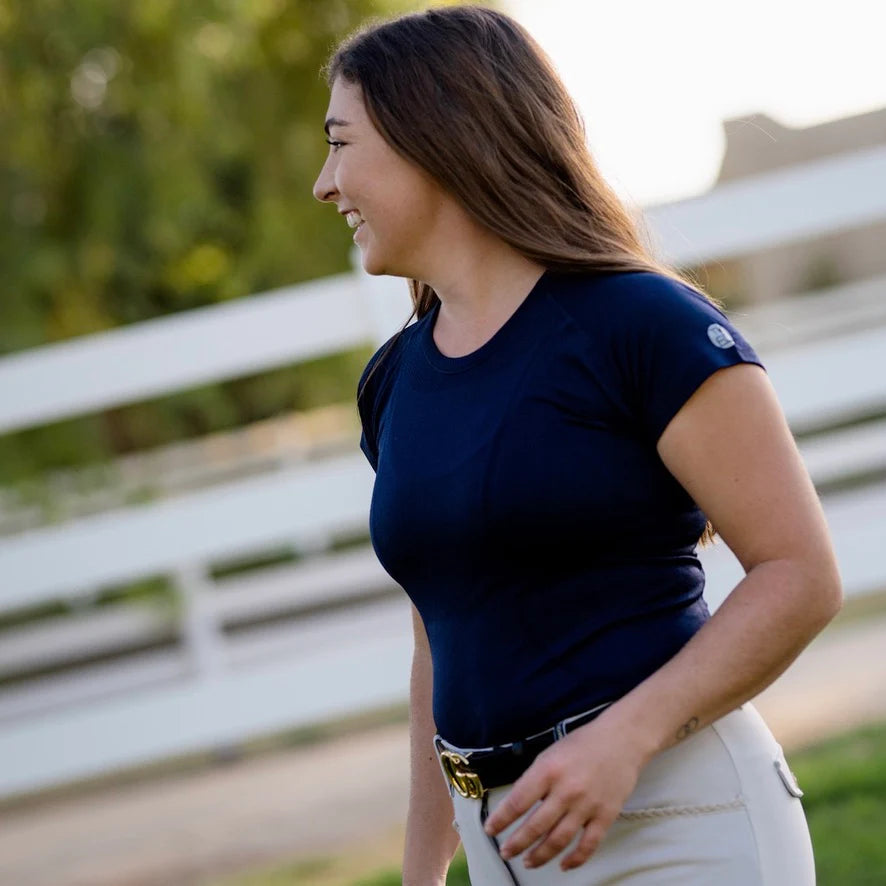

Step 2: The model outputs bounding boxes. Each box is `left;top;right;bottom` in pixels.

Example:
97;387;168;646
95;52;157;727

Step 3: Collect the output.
0;0;429;483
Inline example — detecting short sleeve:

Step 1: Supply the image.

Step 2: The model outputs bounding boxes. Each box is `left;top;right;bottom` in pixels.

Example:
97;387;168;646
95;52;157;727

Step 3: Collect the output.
359;429;377;472
611;274;766;442
356;329;407;473
357;354;381;472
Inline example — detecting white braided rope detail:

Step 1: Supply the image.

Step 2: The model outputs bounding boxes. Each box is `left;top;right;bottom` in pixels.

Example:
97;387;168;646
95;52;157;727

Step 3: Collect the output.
617;796;745;821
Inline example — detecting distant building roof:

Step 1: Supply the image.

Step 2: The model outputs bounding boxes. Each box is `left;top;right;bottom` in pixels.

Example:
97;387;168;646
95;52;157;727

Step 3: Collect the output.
716;106;886;183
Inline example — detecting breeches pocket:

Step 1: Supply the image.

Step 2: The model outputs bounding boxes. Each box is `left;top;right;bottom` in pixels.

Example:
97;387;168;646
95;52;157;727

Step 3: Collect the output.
618;713;747;821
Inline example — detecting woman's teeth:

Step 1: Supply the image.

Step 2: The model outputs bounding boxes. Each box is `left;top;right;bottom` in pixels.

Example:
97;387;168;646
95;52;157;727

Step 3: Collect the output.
346;211;364;229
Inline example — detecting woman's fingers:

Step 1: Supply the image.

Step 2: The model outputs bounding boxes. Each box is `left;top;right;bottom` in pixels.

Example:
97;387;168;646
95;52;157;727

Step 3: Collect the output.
559;821;608;871
498;800;564;860
484;763;553;837
522;812;585;868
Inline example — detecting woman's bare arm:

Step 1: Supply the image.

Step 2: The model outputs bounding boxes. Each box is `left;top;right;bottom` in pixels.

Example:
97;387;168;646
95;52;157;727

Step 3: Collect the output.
402;603;461;885
613;362;842;746
483;363;842;871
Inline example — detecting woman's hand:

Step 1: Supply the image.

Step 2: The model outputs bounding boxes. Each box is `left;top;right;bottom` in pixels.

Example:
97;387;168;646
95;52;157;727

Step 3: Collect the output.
483;711;654;871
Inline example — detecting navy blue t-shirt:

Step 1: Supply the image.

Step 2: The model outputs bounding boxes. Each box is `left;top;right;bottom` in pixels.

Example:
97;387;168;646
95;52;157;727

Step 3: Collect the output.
357;269;764;747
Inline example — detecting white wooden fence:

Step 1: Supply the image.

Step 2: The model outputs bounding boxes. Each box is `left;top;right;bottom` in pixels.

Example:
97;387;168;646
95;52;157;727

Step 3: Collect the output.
0;145;885;799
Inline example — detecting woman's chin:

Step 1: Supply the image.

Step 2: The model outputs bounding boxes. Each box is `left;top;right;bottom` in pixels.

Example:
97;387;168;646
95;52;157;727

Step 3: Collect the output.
360;249;385;276
355;238;411;278
358;246;390;277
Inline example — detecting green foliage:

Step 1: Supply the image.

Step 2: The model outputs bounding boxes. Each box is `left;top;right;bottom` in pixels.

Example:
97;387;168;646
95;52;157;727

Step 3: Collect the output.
0;0;416;482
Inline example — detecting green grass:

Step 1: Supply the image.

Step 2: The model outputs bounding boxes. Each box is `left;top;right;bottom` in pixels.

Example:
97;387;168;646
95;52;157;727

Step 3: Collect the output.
215;721;886;886
791;721;886;884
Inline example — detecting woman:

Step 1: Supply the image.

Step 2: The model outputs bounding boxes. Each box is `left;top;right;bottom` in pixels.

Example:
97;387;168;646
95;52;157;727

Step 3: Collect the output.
312;6;841;884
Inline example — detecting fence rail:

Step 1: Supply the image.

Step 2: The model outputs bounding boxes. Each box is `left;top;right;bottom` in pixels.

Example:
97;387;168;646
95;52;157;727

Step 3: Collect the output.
644;143;886;265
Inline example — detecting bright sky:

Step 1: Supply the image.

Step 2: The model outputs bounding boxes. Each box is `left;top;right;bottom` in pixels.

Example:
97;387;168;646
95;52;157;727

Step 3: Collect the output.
505;0;886;207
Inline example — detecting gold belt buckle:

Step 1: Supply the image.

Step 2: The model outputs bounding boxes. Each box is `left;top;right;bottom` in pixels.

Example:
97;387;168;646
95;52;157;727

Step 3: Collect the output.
439;749;485;798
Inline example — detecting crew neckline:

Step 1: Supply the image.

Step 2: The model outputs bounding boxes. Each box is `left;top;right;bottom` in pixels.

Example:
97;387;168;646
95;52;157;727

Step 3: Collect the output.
420;269;552;374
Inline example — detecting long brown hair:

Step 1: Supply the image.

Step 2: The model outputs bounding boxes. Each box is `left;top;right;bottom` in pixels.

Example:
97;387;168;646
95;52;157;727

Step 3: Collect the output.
322;5;718;545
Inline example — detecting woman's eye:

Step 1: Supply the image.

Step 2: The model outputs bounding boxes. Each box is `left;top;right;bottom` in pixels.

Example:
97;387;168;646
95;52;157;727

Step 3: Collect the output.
325;138;344;151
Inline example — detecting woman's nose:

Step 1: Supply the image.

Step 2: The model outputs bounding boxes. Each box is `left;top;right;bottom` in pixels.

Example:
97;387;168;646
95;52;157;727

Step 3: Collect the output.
312;162;338;203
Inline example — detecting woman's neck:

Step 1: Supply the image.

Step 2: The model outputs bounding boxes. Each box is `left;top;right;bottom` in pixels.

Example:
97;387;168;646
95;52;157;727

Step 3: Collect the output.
428;256;547;358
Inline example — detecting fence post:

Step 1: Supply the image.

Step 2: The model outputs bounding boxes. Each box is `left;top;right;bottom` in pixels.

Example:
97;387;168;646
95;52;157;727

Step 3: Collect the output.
175;565;225;679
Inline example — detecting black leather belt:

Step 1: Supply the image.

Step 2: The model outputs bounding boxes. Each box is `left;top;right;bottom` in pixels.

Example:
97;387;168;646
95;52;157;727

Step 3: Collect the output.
434;701;613;798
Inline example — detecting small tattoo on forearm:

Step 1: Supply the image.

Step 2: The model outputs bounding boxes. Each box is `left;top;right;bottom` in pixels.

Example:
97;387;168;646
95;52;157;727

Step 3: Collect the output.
676;717;699;741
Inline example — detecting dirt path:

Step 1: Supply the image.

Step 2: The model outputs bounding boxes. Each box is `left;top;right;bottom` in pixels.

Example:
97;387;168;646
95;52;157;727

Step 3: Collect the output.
2;614;886;886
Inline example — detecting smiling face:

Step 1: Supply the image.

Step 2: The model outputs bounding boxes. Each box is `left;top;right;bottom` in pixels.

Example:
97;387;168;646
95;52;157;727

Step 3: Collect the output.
313;77;452;278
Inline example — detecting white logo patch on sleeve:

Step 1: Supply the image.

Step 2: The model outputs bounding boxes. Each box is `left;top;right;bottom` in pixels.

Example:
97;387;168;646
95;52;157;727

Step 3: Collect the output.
707;323;736;349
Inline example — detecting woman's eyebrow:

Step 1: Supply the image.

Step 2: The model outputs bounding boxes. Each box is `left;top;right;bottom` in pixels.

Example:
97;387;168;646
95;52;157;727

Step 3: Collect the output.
324;117;351;136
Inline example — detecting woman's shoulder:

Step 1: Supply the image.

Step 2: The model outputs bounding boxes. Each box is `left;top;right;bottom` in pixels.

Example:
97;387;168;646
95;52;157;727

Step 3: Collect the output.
546;269;728;330
357;317;421;404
